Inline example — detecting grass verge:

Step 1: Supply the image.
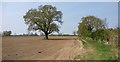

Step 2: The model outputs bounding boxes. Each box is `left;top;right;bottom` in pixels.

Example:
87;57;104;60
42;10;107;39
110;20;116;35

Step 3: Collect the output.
74;38;118;60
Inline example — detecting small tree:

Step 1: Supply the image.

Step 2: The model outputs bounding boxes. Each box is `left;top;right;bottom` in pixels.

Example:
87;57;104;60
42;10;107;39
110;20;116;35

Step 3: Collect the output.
77;16;105;38
23;5;63;39
2;31;12;36
73;31;76;36
77;16;109;42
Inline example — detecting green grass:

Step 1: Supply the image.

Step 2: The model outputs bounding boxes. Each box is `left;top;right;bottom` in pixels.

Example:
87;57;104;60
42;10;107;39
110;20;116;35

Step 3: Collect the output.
88;39;112;52
75;38;118;60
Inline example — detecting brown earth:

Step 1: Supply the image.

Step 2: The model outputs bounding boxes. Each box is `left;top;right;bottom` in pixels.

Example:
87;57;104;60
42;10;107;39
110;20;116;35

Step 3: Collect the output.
2;36;84;60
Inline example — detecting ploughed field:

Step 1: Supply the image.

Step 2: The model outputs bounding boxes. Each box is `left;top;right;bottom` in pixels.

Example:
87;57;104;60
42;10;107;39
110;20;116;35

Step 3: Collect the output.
2;36;83;60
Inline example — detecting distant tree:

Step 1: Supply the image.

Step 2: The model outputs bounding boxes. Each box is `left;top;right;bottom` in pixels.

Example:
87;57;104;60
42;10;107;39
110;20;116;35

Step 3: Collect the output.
62;34;70;36
22;33;26;36
2;31;12;36
50;34;54;36
23;5;63;39
73;31;76;36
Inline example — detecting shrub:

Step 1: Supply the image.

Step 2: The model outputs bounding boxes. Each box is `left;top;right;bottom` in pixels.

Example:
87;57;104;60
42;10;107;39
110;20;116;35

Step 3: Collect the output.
91;29;110;42
2;31;12;36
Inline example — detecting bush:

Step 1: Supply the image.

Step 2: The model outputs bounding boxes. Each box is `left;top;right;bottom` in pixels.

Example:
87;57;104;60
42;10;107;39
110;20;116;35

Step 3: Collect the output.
91;29;110;42
77;24;92;38
2;31;12;36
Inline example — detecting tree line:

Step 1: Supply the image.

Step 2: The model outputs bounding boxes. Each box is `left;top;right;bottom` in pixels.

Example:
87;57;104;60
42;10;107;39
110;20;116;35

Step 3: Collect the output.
1;31;77;36
1;31;39;36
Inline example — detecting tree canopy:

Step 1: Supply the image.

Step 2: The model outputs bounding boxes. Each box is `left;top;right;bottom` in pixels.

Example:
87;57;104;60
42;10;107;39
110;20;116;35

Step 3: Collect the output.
23;5;63;39
77;16;109;42
77;16;105;37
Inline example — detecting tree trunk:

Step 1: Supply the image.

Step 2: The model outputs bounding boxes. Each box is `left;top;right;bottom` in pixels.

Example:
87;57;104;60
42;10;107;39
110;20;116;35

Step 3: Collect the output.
44;33;48;39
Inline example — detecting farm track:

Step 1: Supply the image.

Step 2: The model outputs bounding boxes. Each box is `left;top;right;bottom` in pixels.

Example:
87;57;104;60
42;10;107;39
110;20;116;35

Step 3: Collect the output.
2;36;84;60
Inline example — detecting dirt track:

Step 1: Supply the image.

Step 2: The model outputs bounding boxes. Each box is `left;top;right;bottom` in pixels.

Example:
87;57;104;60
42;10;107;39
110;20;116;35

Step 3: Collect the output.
2;36;83;60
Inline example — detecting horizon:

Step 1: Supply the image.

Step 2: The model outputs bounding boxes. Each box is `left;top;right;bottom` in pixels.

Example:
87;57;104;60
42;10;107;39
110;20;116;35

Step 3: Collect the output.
1;2;118;35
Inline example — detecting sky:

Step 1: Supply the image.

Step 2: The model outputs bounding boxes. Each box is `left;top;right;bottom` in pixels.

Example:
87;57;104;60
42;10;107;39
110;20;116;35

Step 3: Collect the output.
1;0;119;2
1;2;118;35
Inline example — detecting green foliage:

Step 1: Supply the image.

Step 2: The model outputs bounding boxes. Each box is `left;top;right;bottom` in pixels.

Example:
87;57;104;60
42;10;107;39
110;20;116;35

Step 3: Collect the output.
91;29;110;41
77;16;106;38
23;5;63;39
77;16;110;42
77;21;91;37
2;31;12;36
109;28;118;44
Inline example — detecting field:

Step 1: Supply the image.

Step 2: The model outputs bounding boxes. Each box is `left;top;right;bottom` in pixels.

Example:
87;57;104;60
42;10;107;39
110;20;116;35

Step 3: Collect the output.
2;36;84;60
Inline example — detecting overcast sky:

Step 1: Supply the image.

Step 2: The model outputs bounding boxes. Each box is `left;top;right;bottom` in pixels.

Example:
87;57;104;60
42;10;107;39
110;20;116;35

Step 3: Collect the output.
1;2;118;35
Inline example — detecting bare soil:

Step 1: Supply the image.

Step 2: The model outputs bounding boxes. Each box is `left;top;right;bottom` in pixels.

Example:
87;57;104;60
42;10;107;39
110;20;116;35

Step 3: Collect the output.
2;36;84;60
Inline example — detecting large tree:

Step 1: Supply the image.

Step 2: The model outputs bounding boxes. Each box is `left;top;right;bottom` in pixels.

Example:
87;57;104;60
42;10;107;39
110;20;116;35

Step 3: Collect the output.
23;5;63;39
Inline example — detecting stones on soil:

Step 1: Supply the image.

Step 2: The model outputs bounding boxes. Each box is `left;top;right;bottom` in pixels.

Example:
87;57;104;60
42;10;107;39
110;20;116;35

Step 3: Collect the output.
8;55;10;56
38;51;42;53
16;54;18;55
